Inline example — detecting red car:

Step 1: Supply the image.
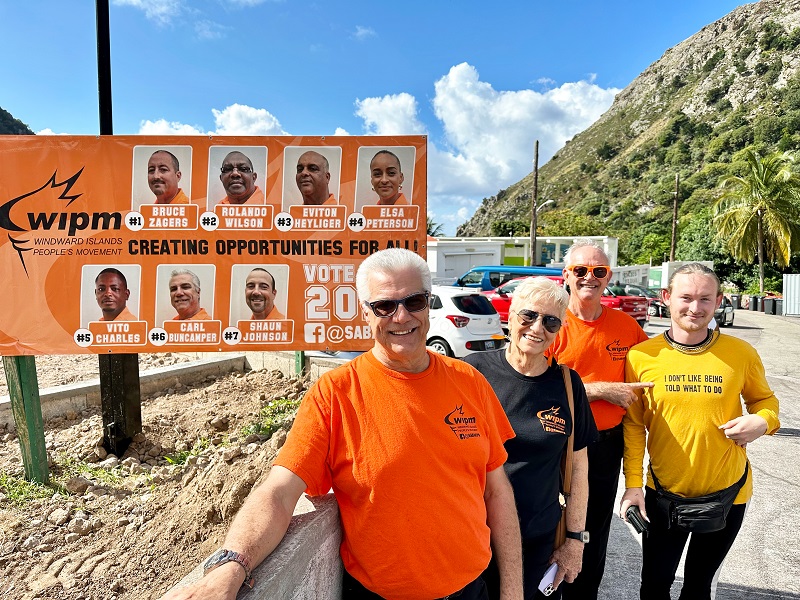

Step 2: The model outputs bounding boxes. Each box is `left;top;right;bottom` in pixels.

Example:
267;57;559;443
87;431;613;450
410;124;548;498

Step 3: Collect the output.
482;276;565;324
484;275;648;330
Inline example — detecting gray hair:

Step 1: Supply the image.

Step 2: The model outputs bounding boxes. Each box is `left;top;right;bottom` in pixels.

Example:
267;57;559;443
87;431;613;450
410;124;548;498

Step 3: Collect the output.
509;277;570;319
667;263;721;295
356;248;431;302
170;269;201;292
563;238;609;266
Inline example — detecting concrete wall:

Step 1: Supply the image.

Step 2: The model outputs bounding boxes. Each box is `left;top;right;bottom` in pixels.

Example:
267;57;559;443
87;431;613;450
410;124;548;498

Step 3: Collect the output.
0;355;248;430
171;493;342;600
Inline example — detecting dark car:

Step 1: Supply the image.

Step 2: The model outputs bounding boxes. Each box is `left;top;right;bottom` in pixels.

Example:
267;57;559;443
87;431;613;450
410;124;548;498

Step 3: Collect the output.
714;296;735;327
622;284;670;318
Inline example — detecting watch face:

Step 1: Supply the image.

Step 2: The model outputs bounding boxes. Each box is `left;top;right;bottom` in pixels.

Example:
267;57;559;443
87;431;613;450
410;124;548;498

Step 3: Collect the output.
204;549;228;570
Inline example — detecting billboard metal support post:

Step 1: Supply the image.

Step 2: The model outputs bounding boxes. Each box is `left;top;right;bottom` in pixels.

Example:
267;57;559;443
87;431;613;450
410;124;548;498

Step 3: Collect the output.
3;356;48;483
96;0;142;456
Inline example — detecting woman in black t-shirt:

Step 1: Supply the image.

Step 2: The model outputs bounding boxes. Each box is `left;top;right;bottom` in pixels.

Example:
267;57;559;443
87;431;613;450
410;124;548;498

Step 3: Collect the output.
466;277;597;600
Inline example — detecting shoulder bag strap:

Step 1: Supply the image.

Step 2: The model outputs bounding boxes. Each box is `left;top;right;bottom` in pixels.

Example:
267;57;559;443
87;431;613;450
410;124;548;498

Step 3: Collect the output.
560;364;575;499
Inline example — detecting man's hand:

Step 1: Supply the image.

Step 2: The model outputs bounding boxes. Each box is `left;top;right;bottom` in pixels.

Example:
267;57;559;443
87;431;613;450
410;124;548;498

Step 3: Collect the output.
719;414;768;446
550;539;583;588
160;563;243;600
619;487;647;522
584;381;654;408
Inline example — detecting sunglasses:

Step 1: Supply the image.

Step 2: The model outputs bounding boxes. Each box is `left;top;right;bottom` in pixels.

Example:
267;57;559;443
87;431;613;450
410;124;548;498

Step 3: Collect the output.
514;309;562;333
366;292;429;318
567;265;610;279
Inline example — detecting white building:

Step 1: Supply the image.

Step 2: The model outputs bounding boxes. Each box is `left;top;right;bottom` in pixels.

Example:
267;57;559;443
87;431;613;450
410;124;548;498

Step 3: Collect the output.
425;235;620;282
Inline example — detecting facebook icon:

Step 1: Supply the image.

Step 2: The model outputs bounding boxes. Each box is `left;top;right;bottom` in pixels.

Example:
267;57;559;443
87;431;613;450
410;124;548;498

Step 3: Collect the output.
304;323;325;343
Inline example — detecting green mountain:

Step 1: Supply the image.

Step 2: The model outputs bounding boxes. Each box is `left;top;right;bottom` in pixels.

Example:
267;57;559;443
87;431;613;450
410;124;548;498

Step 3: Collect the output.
0;107;34;135
457;0;800;272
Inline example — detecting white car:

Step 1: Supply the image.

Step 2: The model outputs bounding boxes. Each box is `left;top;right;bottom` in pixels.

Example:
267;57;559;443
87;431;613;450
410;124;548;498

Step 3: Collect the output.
427;285;507;358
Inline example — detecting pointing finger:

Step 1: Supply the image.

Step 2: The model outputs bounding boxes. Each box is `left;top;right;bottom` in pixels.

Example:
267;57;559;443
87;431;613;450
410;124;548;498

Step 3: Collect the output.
628;382;655;389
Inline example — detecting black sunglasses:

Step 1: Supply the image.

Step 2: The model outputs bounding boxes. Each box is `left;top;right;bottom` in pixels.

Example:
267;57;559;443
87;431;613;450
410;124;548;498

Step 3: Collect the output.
515;309;562;333
366;292;430;318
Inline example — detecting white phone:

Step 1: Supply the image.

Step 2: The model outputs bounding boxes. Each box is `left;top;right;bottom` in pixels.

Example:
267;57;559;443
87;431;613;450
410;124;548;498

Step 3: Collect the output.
538;563;559;596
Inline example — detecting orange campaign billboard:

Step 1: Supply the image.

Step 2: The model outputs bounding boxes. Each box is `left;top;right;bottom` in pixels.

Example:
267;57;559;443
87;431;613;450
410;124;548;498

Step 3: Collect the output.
0;135;427;356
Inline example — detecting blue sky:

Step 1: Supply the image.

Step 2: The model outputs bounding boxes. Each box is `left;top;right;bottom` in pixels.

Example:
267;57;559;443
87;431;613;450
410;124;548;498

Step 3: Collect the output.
0;0;747;234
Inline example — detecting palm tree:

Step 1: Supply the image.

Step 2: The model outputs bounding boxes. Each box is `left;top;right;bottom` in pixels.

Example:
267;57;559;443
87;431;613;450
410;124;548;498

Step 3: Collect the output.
427;216;445;237
714;149;800;293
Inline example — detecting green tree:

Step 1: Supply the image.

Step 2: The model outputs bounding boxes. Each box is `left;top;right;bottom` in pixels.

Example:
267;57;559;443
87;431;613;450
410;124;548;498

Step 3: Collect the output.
714;149;800;292
538;209;601;237
490;219;529;237
427;216;445;237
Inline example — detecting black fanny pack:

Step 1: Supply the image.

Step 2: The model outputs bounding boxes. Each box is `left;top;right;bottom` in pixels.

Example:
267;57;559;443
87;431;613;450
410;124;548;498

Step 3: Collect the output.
650;462;748;533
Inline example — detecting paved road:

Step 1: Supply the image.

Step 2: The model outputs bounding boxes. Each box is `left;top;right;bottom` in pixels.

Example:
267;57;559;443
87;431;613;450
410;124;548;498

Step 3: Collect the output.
597;310;800;599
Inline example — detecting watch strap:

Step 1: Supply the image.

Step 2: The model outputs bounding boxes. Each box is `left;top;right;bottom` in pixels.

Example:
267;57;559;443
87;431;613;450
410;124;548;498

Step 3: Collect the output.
566;530;590;543
204;549;255;589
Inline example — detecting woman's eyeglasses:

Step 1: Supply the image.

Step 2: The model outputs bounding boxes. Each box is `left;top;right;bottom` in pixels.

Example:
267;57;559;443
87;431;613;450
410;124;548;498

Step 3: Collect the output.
514;309;562;333
366;292;430;318
567;265;610;279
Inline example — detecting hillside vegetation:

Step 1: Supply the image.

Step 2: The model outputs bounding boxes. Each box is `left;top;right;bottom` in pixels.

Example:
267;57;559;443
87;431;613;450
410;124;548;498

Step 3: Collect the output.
0;107;34;135
457;0;800;291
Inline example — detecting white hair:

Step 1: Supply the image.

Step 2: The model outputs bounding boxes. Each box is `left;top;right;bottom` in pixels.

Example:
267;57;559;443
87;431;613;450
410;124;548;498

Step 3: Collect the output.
355;248;431;302
563;238;609;266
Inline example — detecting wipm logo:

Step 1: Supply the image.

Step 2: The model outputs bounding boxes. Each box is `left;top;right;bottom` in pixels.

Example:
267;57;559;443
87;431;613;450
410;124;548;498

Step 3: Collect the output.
0;169;123;275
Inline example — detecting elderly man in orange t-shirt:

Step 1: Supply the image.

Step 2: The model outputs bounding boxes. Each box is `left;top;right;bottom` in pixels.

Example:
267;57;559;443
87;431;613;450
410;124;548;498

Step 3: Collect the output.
163;249;523;600
547;239;651;600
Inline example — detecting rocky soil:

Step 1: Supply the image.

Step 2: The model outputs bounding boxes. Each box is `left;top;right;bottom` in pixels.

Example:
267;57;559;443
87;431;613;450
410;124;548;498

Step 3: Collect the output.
0;355;309;600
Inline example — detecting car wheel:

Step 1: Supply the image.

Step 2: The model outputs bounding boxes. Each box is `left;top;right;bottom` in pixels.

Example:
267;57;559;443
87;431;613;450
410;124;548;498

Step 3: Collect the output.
427;337;453;357
647;305;657;316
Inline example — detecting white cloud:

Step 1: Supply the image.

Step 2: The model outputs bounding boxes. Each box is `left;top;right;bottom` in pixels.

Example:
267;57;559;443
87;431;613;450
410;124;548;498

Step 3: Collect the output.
334;127;351;136
194;20;228;40
354;93;426;136
138;103;287;136
113;0;182;25
36;128;68;135
422;62;618;233
352;26;376;41
211;104;287;135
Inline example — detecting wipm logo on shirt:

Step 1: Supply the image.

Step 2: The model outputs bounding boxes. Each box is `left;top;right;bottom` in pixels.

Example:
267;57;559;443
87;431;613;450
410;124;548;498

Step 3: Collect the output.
605;339;632;362
444;405;481;440
537;406;566;435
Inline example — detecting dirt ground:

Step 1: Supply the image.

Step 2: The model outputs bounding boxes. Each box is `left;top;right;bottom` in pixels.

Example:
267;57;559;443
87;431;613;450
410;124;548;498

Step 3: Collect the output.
0;354;309;600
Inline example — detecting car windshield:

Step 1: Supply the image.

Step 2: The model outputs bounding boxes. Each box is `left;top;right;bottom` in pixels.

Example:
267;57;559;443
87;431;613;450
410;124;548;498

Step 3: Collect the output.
452;294;497;315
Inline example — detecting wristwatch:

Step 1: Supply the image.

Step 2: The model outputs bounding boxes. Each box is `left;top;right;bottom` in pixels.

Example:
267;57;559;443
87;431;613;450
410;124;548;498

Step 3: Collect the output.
203;548;255;589
566;530;590;543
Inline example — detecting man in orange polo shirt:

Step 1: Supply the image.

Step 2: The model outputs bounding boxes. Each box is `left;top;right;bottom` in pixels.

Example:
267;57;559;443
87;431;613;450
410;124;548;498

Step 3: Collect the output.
148;150;190;205
547;239;651;600
296;150;337;205
218;151;265;206
169;269;211;321
163;248;523;600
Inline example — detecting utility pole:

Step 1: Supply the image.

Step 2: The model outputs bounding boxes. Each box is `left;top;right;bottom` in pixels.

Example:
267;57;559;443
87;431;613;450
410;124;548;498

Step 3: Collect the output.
530;140;539;266
670;173;679;262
